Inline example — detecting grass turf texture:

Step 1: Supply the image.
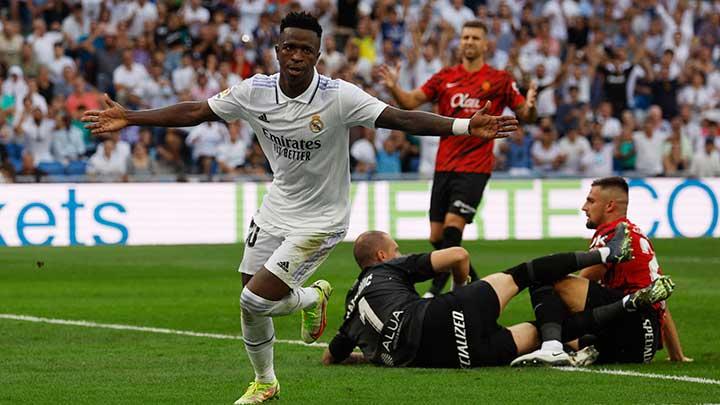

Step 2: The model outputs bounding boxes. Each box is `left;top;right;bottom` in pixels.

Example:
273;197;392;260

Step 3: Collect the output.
1;238;719;404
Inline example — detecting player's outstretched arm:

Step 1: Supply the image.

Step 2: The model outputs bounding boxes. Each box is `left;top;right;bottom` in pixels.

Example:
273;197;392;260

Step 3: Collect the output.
377;63;428;110
321;349;367;366
82;94;221;135
374;102;518;139
662;309;693;362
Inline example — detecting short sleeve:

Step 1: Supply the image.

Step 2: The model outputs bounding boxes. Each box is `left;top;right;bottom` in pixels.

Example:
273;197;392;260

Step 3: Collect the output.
207;79;252;122
505;75;526;110
328;330;356;363
338;80;388;128
390;253;435;283
420;70;445;102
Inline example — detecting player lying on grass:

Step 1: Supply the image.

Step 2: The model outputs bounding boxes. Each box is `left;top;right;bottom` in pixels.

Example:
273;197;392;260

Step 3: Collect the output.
511;177;677;366
82;11;520;404
322;227;672;368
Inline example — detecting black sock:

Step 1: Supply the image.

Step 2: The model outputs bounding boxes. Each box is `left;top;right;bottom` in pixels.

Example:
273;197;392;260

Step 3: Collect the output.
431;240;443;250
429;227;465;295
530;285;566;344
468;263;479;282
574;250;604;268
504;252;603;290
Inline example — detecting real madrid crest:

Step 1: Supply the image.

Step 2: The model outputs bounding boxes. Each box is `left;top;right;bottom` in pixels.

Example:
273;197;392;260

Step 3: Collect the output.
309;114;324;133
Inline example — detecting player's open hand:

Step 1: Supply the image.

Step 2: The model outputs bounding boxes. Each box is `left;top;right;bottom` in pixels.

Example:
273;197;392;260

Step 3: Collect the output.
377;63;400;90
525;79;538;109
81;94;130;135
468;101;519;139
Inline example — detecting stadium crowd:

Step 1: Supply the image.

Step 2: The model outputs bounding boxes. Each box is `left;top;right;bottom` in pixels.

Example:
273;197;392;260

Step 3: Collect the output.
0;0;719;183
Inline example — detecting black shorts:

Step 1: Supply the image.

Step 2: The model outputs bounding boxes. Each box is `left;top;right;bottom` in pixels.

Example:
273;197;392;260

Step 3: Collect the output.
429;172;491;223
563;282;661;364
410;280;517;368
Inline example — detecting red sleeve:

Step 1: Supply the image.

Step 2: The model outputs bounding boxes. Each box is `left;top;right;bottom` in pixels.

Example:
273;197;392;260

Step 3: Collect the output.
505;73;526;110
420;68;447;102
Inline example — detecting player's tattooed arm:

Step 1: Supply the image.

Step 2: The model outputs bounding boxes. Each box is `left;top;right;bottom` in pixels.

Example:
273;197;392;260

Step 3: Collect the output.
375;104;519;139
82;94;222;135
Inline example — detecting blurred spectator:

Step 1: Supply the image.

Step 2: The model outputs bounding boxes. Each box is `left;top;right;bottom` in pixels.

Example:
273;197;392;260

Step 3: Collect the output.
182;0;210;39
501;130;533;176
320;35;346;77
92;27;123;93
113;49;149;106
531;126;563;173
190;70;219;101
662;118;692;176
3;66;29;103
36;66;55;104
52;112;86;164
557;124;591;175
48;42;76;84
87;138;127;177
350;127;376;174
596;101;621;140
185;121;228;175
581;135;614;177
440;0;475;33
376;131;403;174
16;106;55;166
678;70;716;114
633;119;666;176
156;128;188;175
690;138;720;177
417;136;439;176
28;18;63;66
128;142;157;176
216;121;250;175
66;76;100;115
172;52;196;93
62;4;88;46
0;22;23;67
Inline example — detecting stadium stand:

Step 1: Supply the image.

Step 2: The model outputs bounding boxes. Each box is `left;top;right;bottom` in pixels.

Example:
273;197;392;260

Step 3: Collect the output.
0;0;719;183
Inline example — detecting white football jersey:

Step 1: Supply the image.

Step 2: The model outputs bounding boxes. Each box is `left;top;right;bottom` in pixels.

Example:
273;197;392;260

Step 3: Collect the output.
208;69;387;232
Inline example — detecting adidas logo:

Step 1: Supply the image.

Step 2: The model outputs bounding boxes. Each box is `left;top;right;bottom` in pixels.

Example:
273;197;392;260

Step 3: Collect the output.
277;261;289;272
258;113;269;122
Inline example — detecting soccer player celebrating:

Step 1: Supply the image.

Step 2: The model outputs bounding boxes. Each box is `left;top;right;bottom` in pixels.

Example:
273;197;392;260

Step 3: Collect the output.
378;20;538;297
82;12;520;404
511;177;676;366
322;228;671;368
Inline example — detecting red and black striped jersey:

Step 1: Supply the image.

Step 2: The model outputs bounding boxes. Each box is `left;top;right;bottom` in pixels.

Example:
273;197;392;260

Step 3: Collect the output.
421;64;525;173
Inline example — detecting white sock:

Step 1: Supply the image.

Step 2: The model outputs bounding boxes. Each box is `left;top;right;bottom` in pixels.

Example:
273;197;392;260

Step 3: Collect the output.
541;340;564;352
267;287;319;316
598;247;610;263
241;306;276;383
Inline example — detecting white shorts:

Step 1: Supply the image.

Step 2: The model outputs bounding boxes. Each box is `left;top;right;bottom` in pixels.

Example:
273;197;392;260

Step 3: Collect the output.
239;218;346;289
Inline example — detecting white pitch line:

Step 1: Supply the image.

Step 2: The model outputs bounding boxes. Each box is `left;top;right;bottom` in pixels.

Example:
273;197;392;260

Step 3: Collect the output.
0;313;327;348
4;313;720;387
555;366;720;386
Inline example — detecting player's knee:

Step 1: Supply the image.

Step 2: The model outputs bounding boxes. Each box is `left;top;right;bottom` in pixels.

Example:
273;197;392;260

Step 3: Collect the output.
240;287;277;316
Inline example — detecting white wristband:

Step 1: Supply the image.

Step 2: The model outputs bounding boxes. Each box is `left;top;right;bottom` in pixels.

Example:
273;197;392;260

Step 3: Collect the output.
452;118;470;135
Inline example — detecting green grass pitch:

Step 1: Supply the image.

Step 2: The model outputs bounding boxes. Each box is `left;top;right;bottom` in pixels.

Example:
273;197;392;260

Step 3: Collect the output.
2;238;719;404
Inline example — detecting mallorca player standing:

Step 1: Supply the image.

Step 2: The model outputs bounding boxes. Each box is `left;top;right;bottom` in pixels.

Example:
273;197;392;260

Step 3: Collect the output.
379;20;538;297
82;12;519;404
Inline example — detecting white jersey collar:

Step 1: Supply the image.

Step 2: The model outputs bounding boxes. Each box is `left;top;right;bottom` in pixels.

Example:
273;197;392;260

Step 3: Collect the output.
275;68;320;105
